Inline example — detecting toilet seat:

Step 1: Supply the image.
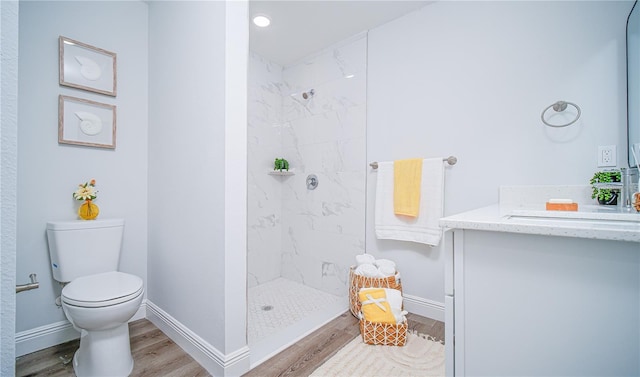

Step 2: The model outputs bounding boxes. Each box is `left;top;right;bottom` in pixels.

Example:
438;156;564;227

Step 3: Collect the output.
62;271;143;308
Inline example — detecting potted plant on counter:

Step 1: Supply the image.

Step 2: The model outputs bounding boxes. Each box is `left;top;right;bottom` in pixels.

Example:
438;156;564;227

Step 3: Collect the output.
590;170;621;205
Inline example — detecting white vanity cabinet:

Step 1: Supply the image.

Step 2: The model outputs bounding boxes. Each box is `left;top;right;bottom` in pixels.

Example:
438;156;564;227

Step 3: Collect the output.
443;228;640;376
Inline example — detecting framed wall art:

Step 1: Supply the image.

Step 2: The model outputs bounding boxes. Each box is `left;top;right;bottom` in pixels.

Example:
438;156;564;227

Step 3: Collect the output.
59;36;117;96
58;95;116;149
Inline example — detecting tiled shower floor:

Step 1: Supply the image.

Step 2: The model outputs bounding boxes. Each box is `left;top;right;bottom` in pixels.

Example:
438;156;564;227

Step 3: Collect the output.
248;278;347;366
248;277;343;344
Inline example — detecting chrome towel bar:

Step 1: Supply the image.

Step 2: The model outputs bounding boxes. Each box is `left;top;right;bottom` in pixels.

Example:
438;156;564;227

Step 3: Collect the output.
369;156;457;169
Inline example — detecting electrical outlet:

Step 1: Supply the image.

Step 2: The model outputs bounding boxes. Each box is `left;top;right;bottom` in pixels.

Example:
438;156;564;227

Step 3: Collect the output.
598;145;617;167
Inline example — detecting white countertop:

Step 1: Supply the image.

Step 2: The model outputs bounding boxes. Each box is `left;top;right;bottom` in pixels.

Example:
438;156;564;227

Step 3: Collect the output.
440;204;640;243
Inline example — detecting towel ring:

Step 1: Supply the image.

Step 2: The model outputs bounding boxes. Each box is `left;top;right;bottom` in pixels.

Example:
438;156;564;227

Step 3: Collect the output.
541;101;581;128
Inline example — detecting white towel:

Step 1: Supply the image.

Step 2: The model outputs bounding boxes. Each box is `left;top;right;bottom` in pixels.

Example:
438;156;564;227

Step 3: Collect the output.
354;263;382;278
374;259;396;269
355;254;376;266
375;158;444;246
383;288;403;310
377;264;396;277
392;308;409;324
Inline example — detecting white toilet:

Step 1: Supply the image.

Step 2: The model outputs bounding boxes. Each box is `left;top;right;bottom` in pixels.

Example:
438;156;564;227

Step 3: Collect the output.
46;218;144;377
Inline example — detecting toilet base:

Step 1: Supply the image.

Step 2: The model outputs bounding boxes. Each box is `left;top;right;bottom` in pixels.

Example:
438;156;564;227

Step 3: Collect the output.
73;323;134;377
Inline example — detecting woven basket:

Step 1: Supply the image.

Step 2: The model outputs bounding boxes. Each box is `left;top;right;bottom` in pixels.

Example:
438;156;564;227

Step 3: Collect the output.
349;266;402;318
359;318;408;346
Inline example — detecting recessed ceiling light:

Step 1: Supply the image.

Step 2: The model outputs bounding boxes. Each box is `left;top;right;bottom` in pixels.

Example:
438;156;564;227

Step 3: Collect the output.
253;15;271;28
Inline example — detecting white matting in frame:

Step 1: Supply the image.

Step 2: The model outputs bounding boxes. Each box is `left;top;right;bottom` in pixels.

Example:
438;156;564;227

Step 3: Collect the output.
59;36;117;96
59;95;116;149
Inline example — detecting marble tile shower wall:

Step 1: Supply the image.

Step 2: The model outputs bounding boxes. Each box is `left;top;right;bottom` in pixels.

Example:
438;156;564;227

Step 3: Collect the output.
247;35;367;295
280;36;367;296
248;52;284;288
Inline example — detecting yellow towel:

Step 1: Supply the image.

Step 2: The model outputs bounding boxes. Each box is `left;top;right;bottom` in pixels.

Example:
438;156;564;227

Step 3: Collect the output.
358;288;396;324
393;158;423;217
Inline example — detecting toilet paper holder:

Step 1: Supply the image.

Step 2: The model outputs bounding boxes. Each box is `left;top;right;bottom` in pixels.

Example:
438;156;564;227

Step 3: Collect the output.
16;273;39;293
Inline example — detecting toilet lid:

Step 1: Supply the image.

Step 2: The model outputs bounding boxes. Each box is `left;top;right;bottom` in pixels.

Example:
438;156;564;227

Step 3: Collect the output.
62;271;144;308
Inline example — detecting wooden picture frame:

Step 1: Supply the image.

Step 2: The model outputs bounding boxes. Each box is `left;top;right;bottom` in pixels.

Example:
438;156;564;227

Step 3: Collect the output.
59;36;117;96
58;95;116;149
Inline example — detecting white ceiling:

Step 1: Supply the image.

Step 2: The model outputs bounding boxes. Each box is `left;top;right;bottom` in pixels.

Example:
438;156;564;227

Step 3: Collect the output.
249;1;432;66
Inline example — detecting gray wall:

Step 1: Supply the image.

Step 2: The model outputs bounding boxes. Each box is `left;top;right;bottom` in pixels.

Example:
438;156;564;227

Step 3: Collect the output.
366;0;633;319
1;0;19;373
16;1;249;373
147;1;248;373
17;0;148;352
147;0;226;345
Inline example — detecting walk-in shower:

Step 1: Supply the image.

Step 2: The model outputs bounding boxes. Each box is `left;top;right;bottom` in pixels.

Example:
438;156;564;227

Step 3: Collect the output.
247;34;367;366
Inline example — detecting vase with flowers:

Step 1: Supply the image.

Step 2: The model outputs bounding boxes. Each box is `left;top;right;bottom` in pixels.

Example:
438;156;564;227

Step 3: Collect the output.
73;179;99;220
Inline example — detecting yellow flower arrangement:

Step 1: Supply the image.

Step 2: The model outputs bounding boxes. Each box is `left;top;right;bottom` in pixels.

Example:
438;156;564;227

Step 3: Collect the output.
73;179;98;201
73;179;99;220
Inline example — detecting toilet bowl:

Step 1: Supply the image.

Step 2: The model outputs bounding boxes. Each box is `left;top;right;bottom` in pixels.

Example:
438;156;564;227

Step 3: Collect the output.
62;271;144;377
46;219;143;377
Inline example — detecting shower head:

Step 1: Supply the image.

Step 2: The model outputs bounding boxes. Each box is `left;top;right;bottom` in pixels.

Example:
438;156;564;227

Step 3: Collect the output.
302;89;315;100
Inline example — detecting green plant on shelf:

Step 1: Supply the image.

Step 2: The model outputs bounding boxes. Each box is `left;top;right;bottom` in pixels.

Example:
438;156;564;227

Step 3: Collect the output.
274;158;289;171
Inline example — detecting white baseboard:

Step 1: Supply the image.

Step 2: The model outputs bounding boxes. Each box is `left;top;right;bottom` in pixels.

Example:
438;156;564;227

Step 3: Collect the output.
403;294;445;322
146;300;250;377
15;319;78;357
15;300;148;357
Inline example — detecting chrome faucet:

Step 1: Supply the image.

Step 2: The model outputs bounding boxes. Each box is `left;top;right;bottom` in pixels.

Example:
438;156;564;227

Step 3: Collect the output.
620;167;639;210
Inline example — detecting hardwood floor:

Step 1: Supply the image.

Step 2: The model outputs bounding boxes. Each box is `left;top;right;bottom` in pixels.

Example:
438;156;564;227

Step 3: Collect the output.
15;319;210;377
16;312;443;377
242;312;444;377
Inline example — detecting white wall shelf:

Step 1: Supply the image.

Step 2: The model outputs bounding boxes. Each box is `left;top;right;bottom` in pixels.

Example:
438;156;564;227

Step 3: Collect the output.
268;169;295;176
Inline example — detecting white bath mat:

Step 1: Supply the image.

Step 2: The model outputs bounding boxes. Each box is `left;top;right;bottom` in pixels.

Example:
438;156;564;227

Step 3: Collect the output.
310;331;445;377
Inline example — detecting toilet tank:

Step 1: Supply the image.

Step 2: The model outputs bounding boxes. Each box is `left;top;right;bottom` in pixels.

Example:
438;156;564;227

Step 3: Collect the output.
46;218;125;282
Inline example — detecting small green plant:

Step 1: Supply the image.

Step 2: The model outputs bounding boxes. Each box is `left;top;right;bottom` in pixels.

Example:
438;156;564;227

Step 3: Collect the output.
274;158;289;171
590;170;621;203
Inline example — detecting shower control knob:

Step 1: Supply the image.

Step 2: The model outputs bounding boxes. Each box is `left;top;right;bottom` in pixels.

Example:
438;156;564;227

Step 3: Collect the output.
306;174;318;190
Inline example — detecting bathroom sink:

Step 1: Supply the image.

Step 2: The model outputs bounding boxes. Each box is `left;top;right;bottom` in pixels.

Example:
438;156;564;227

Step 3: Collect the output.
507;206;640;223
504;217;640;239
440;203;640;242
506;216;640;227
505;206;640;233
